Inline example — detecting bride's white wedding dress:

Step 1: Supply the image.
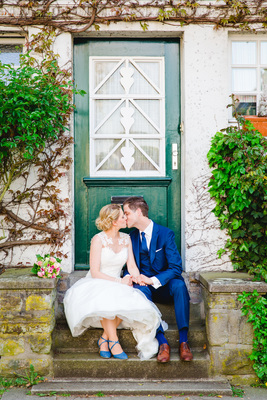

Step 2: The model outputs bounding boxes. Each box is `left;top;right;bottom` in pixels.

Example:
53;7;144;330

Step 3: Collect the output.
64;231;163;360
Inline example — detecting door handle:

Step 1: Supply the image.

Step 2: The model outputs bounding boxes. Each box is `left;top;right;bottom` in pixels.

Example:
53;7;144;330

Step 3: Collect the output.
172;143;178;170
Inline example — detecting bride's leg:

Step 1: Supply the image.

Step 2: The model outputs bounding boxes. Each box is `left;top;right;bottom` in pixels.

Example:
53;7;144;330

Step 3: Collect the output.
101;318;125;356
99;320;109;352
115;316;122;328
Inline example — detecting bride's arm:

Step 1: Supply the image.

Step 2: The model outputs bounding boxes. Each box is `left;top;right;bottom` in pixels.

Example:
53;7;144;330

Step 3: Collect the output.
90;235;132;285
126;240;141;279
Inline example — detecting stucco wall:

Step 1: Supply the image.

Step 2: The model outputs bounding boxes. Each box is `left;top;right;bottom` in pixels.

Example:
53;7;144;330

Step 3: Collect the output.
0;21;241;273
182;25;232;272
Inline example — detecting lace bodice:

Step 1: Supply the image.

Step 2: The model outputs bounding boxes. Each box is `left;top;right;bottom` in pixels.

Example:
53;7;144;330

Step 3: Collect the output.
98;231;129;248
86;232;129;279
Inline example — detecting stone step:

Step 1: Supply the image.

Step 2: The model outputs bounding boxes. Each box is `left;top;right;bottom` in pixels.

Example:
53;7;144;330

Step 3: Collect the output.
53;349;210;379
57;302;204;326
53;321;207;353
32;378;232;396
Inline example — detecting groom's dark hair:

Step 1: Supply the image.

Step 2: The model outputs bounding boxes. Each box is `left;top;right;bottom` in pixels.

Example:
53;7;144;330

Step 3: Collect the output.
123;196;149;217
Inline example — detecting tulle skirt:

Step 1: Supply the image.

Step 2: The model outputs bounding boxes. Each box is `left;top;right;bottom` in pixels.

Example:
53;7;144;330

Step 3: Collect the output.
63;277;163;360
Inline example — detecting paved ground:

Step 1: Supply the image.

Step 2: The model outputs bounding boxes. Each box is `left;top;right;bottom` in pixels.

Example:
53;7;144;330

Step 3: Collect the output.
0;386;266;400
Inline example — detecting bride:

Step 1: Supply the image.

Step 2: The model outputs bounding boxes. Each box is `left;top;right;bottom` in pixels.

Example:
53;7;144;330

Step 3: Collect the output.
63;204;163;360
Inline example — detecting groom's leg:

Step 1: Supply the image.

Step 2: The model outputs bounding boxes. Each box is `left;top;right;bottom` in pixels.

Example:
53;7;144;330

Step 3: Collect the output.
168;278;190;332
152;279;192;361
169;278;193;361
133;284;166;341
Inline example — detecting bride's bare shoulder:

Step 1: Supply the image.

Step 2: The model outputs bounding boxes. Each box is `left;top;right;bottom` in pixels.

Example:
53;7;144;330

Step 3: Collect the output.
90;233;103;245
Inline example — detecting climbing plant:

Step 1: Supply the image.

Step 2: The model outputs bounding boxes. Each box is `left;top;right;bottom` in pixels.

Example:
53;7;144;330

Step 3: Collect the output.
0;29;85;265
207;95;267;282
238;290;267;385
208;96;267;385
0;1;267;34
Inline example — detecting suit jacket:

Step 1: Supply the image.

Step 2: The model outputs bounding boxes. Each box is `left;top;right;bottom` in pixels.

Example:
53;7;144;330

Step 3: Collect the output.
130;222;183;287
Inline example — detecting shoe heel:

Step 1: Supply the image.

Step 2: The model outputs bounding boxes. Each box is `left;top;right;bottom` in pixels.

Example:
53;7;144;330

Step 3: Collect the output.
109;340;128;360
98;336;111;359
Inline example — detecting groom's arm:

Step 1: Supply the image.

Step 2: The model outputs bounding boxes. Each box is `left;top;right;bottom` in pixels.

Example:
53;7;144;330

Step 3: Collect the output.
153;230;183;286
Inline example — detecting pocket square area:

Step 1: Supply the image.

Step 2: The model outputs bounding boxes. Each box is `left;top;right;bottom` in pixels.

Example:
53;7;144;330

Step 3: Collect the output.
155;248;162;252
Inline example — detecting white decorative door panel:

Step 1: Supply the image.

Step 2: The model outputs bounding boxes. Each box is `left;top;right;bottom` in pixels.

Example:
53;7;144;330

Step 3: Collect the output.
89;56;165;177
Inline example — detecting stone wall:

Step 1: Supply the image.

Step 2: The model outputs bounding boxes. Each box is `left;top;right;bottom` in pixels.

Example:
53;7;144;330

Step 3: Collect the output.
200;271;267;385
0;268;57;377
2;267;267;383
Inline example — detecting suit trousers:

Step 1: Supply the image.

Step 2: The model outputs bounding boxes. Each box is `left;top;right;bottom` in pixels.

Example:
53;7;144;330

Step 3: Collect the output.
133;278;190;333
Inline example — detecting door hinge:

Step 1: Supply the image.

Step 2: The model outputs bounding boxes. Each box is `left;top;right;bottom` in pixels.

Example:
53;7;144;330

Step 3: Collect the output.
180;121;184;135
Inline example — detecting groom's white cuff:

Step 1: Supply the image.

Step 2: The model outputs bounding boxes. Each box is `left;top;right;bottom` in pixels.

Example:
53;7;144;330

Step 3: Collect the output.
151;276;162;289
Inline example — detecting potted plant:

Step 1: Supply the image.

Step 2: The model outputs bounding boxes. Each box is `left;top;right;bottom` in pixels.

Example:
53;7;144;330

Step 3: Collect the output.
244;85;267;136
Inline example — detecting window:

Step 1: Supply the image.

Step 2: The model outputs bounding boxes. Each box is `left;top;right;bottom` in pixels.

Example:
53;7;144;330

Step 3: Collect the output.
230;38;267;118
0;44;23;66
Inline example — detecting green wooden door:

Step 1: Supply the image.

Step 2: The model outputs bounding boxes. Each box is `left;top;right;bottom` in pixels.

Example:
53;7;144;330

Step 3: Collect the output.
74;39;181;269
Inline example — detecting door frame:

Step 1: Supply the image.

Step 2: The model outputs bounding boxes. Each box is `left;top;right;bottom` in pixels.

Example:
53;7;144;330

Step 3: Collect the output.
73;37;182;270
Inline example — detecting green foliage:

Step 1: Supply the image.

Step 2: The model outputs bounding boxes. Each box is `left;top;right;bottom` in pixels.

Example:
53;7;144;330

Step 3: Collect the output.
238;291;267;384
207;96;267;281
0;44;84;201
36;392;58;397
0;29;85;261
0;55;69;161
14;363;45;386
231;385;244;397
208;97;267;384
0;364;44;394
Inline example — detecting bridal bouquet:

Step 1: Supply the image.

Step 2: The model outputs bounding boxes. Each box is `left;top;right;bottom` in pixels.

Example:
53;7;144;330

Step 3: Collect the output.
32;254;62;279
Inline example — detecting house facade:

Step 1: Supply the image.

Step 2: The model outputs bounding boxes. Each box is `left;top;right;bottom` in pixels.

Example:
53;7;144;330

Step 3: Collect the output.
0;1;266;277
1;1;267;384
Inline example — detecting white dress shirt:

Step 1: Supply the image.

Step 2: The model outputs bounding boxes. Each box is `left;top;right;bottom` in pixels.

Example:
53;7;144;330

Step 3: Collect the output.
140;221;162;289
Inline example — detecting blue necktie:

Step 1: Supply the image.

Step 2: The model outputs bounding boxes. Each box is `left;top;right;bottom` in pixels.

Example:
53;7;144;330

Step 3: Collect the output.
141;232;148;253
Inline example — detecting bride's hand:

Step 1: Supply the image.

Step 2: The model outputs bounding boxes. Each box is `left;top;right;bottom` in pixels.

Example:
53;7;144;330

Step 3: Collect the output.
121;275;133;286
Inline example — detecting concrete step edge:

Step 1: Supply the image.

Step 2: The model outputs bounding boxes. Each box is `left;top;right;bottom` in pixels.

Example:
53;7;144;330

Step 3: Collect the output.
53;350;209;360
54;345;207;354
31;378;232;396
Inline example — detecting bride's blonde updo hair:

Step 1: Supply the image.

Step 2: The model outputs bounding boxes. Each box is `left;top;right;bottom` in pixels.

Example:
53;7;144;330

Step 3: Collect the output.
95;204;121;231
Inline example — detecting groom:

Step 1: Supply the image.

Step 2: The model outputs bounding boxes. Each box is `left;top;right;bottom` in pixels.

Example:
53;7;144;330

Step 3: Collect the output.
123;196;193;363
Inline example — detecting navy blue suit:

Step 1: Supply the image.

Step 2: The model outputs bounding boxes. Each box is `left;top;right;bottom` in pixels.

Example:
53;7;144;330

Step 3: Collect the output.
130;222;190;332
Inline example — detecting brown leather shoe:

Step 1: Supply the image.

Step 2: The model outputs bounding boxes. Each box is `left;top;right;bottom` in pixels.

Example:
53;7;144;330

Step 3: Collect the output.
179;342;193;361
157;343;170;363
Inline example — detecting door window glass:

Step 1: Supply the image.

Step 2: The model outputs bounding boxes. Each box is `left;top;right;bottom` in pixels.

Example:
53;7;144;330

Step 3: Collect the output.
89;56;165;177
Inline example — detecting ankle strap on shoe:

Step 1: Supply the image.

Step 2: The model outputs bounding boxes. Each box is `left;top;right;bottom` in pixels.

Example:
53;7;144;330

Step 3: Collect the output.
108;340;119;350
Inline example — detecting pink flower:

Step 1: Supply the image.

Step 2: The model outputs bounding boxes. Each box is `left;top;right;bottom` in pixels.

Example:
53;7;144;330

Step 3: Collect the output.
56;267;61;273
52;274;56;278
37;261;43;266
50;257;56;263
48;267;53;274
37;271;43;277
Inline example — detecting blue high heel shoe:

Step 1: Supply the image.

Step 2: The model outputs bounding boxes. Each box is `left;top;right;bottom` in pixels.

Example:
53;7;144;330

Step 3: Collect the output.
97;336;111;359
109;340;128;360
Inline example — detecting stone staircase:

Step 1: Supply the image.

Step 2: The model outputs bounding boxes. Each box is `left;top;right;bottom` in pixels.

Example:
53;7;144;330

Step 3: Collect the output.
52;302;211;379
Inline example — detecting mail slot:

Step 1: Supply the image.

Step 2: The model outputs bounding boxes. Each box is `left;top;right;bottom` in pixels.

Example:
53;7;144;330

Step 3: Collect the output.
111;195;143;205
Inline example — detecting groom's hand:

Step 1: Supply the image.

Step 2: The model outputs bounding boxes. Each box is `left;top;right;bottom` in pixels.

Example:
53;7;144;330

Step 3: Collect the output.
137;274;153;286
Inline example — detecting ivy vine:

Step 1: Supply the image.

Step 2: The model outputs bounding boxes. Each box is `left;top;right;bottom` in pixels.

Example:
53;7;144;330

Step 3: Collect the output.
208;96;267;282
208;96;267;385
238;290;267;385
0;1;266;34
0;29;85;266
